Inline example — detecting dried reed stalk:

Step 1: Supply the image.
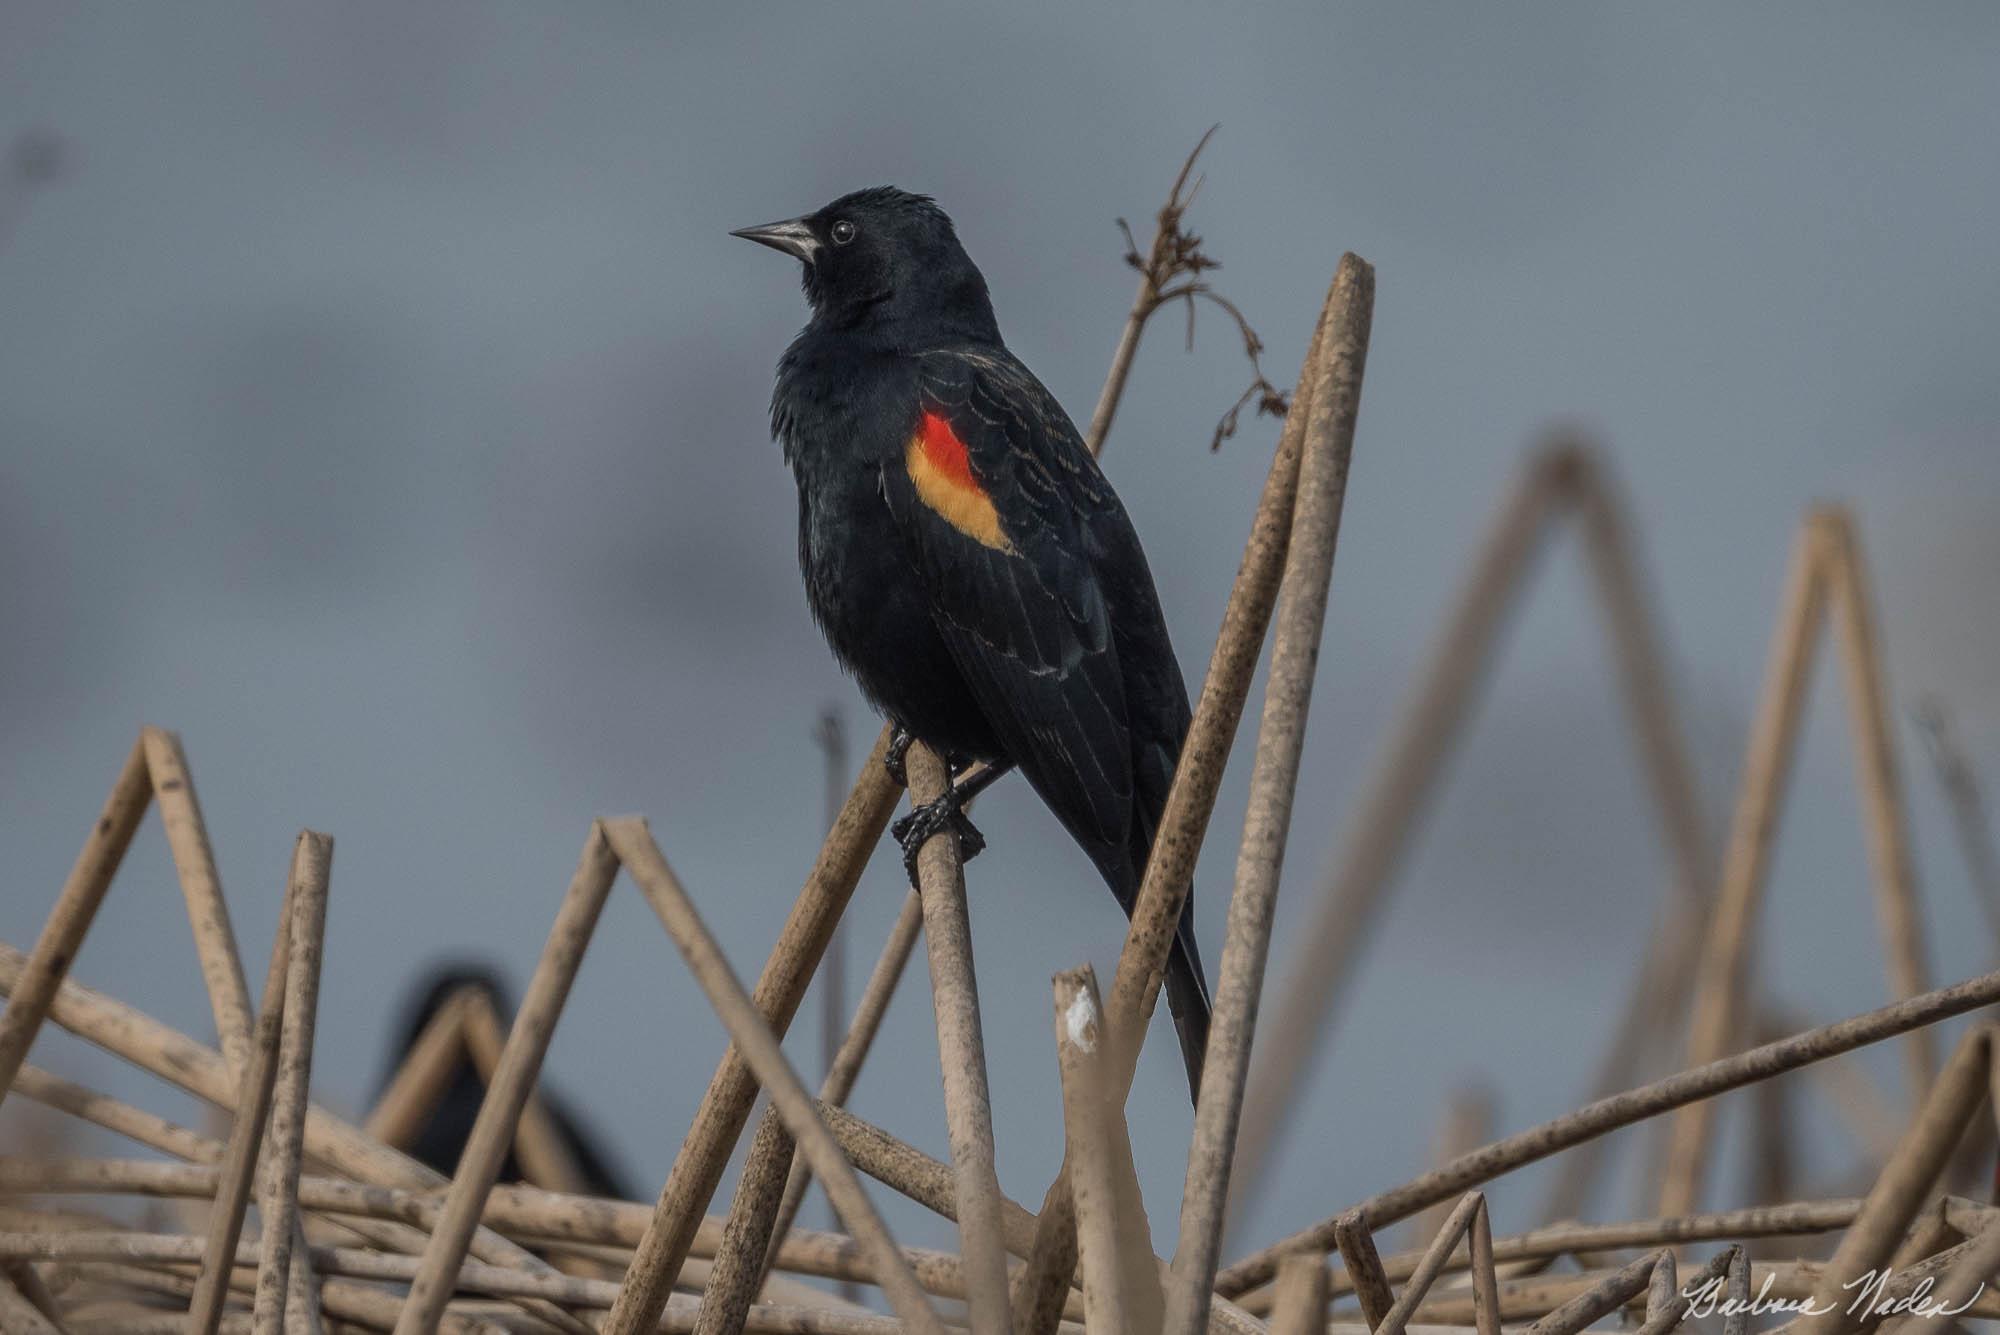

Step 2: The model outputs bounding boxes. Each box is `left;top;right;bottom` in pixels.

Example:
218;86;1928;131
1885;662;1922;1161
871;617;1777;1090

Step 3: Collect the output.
0;738;151;1103
1793;1025;1995;1335
12;1065;223;1164
1215;966;2000;1296
393;825;618;1335
1234;443;1714;1229
1660;509;1935;1218
142;727;258;1079
1163;252;1373;1335
254;831;332;1335
759;888;925;1284
1013;256;1359;1335
604;734;900;1335
1374;1193;1500;1335
188;877;295;1335
604;817;945;1335
1056;967;1162;1335
903;742;1013;1333
363;989;472;1150
0;1267;62;1335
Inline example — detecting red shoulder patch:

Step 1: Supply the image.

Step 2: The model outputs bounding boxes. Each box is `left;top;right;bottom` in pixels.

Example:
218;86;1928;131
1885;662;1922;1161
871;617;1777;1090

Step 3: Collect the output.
905;410;1013;552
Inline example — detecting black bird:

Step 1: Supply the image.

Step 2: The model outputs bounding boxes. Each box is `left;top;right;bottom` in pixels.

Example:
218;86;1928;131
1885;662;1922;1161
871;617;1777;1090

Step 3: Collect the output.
378;965;632;1198
733;187;1212;1098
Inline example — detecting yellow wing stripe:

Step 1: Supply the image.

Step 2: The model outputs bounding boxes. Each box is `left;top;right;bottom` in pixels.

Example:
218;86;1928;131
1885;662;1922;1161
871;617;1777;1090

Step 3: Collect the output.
906;432;1014;553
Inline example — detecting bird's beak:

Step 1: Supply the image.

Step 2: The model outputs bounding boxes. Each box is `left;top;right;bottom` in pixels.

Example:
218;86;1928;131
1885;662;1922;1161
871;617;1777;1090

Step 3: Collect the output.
730;217;820;263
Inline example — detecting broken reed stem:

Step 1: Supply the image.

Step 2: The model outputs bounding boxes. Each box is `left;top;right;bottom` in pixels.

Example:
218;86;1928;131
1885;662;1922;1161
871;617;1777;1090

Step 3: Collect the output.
603;817;945;1335
1164;252;1373;1335
1012;259;1357;1335
760;887;927;1286
254;831;333;1335
903;742;1013;1333
1055;967;1163;1335
1657;516;1829;1218
603;733;900;1335
143;726;258;1080
1215;965;2000;1296
188;877;295;1335
1823;514;1936;1100
394;826;618;1335
0;736;152;1104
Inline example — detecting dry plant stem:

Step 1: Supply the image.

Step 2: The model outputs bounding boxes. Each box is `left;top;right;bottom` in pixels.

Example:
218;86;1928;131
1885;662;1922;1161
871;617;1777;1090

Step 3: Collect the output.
1880;1217;2000;1335
188;884;294;1335
0;1269;60;1335
1657;517;1829;1218
0;737;151;1103
1305;1198;1867;1305
905;742;1012;1334
1214;966;2000;1297
363;990;472;1149
1267;1255;1326;1335
256;832;333;1335
1661;509;1936;1218
1374;1193;1494;1335
604;818;944;1335
1227;449;1564;1219
695;902;927;1328
1794;1026;1994;1335
1823;515;1935;1098
460;982;592;1196
1084;126;1213;457
605;733;901;1335
1055;967;1163;1335
394;825;618;1335
1165;254;1373;1335
13;1064;223;1164
142;727;256;1078
761;887;927;1284
1332;1212;1395;1329
1013;263;1351;1335
1541;455;1715;1225
1409;1092;1494;1248
1522;1249;1666;1335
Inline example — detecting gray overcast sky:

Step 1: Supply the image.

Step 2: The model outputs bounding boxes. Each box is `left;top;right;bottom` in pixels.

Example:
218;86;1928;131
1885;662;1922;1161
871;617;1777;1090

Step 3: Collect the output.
3;3;1998;1264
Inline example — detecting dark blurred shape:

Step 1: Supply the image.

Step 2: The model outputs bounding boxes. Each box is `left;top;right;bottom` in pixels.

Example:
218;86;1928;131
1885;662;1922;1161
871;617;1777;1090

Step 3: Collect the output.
375;962;632;1200
9;127;69;185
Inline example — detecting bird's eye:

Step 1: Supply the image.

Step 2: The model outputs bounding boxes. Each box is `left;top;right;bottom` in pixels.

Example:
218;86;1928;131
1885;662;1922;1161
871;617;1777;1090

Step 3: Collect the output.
830;219;857;245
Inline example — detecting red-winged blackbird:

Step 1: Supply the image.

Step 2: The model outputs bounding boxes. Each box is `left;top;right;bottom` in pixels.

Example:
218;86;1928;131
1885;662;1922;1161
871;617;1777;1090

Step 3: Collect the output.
734;188;1211;1098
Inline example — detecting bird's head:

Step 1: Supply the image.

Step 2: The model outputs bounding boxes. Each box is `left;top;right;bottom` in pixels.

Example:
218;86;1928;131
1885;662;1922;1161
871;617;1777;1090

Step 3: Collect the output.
732;186;999;343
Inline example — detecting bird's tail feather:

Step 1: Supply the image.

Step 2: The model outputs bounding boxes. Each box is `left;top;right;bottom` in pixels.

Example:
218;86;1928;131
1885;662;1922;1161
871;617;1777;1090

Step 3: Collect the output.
1165;911;1213;1103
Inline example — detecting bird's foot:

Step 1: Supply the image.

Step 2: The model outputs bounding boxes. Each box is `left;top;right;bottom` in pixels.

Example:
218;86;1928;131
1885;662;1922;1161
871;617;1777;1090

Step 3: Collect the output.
891;792;986;888
883;725;915;788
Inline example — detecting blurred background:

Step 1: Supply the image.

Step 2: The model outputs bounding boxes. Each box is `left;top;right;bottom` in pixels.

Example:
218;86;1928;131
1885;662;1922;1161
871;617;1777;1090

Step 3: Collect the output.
3;3;1997;1264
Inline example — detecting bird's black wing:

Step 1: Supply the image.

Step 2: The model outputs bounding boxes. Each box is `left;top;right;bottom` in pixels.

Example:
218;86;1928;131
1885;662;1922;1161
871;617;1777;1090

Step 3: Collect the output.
881;345;1136;865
